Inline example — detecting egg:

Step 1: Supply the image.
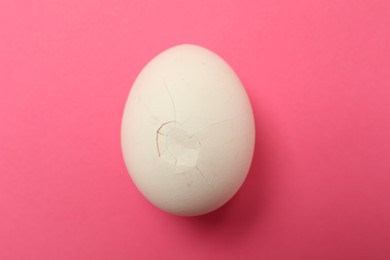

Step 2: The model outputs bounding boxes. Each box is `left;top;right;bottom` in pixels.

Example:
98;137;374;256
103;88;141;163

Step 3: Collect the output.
121;44;255;216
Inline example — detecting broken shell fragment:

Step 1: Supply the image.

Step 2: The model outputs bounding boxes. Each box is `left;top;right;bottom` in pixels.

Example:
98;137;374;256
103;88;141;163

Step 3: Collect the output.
121;44;255;216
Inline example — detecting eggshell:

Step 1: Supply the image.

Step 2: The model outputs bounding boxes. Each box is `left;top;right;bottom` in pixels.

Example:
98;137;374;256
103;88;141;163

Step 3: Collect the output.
121;44;255;216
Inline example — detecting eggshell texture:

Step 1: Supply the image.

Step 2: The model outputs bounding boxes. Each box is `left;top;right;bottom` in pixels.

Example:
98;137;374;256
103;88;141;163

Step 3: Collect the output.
121;44;255;216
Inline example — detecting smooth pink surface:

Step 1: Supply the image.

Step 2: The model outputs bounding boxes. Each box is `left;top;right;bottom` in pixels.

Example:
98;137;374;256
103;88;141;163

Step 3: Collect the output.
1;1;390;259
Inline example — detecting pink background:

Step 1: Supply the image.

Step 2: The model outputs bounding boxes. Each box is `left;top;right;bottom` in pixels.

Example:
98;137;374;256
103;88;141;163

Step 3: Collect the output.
1;0;390;259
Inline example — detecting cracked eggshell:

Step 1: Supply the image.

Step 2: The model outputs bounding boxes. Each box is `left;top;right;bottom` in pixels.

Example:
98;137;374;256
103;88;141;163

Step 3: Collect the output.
121;44;255;216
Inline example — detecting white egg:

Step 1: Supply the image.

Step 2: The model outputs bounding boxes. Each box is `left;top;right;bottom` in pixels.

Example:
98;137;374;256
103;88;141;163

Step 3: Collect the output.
121;44;255;216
